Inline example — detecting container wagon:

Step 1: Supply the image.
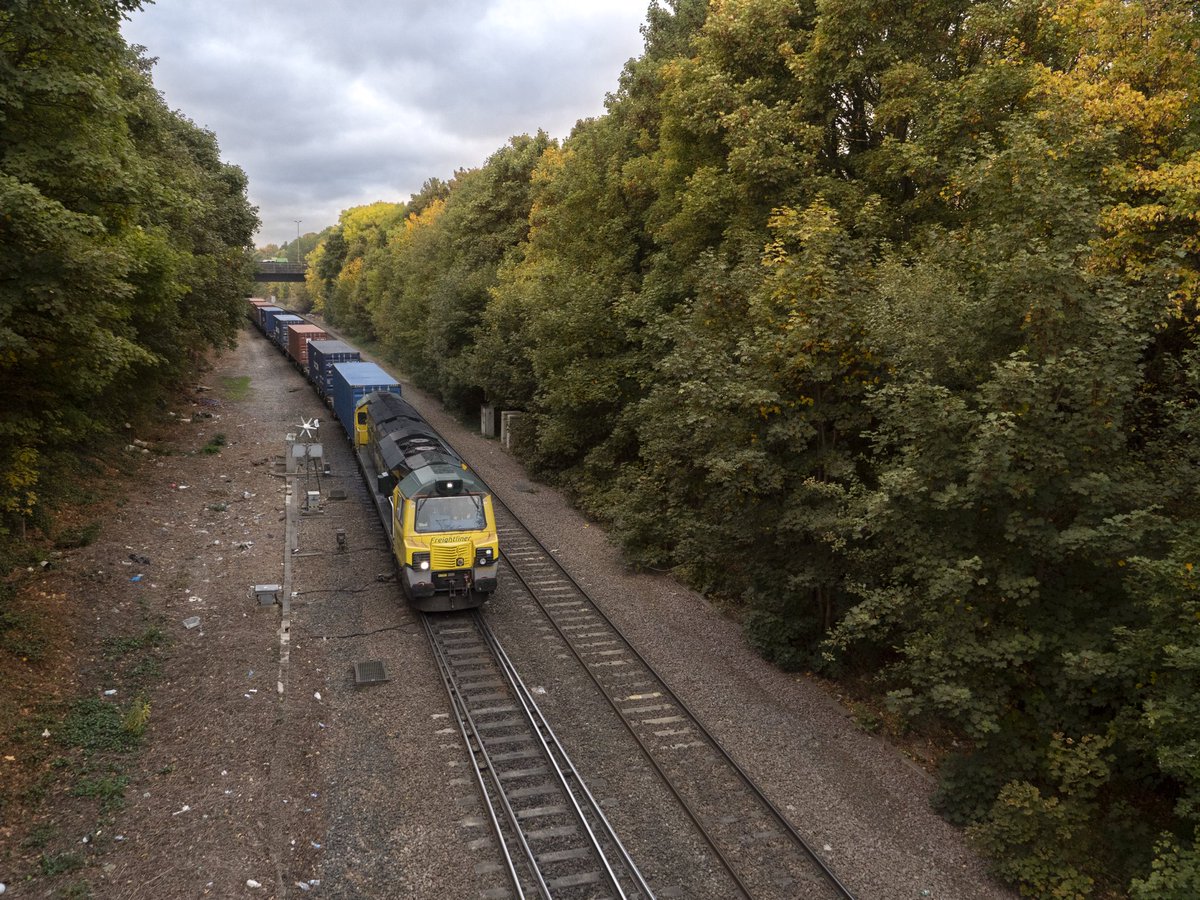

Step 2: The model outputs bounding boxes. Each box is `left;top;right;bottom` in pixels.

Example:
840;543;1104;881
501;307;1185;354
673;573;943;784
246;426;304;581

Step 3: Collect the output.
329;361;401;440
307;340;361;399
247;298;273;323
286;323;329;367
257;305;285;335
272;314;305;349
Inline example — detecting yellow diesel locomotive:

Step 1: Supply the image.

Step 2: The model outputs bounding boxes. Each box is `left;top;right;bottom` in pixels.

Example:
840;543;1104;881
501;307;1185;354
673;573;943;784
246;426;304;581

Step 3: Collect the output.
353;391;499;611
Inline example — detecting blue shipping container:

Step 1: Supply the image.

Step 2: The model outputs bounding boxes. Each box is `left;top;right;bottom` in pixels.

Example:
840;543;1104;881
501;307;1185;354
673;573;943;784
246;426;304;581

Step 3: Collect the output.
330;362;401;439
307;340;361;397
257;306;284;334
273;314;304;347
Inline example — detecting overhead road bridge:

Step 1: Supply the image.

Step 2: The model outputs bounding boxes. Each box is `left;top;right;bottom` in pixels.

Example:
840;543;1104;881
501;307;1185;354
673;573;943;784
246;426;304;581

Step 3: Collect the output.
255;261;307;282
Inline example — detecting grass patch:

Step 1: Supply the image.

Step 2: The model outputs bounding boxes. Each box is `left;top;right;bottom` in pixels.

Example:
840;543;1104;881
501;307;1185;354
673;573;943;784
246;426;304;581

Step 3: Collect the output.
22;823;59;849
58;698;149;754
39;851;85;877
219;374;252;400
71;772;129;811
0;607;49;662
102;627;166;660
200;433;227;455
54;521;101;550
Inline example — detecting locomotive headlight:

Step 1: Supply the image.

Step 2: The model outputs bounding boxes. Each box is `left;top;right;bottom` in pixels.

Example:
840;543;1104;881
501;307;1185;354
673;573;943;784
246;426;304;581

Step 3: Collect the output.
475;547;495;566
412;551;431;571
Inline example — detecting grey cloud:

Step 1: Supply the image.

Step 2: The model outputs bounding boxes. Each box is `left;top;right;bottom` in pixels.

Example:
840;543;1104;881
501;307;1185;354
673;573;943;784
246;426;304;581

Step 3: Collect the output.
123;1;648;244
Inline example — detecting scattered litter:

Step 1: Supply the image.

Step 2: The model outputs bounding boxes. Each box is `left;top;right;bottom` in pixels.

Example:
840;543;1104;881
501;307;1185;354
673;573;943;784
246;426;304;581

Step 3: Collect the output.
172;805;190;816
221;770;228;776
41;729;50;738
188;596;202;603
310;841;321;849
246;879;261;889
824;843;833;852
128;553;151;565
532;686;546;695
242;491;255;500
244;694;252;699
175;484;190;490
310;793;318;799
182;617;201;630
114;835;124;842
295;882;311;892
313;692;321;701
103;689;117;696
318;723;326;729
130;574;143;582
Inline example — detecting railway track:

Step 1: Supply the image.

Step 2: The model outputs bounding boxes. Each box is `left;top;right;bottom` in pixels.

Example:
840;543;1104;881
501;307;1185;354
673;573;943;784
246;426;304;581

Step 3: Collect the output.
491;503;855;900
424;609;654;899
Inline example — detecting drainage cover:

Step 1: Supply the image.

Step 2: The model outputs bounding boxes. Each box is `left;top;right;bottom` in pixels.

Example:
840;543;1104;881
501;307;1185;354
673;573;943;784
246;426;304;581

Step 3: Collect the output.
353;660;389;685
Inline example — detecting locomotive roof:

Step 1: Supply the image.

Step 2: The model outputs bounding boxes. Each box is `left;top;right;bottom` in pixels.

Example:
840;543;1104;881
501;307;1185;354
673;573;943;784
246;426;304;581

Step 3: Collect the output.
362;392;480;494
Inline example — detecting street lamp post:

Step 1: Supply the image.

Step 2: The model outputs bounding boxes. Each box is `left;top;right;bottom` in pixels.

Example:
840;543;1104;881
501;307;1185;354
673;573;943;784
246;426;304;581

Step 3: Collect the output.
294;219;302;265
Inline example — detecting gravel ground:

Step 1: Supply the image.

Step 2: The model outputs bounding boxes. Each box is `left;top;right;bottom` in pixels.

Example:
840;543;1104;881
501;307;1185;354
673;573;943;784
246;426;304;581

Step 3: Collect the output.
1;325;1014;899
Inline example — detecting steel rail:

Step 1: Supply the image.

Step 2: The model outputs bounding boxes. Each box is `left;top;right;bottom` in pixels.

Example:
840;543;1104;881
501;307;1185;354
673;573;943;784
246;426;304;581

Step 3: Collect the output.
474;609;656;900
492;504;856;900
424;612;550;899
425;610;653;899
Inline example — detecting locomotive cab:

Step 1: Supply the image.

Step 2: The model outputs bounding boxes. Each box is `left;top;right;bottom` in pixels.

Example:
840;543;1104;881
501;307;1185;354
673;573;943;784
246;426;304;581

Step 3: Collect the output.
353;391;499;611
395;463;499;605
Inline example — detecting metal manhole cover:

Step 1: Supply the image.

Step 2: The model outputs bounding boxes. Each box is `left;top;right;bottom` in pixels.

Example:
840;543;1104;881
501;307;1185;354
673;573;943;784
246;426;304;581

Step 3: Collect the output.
353;660;389;685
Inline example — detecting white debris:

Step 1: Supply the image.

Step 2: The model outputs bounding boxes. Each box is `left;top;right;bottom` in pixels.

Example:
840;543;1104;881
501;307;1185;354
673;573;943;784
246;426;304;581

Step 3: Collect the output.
246;879;261;889
103;689;117;696
172;805;190;816
313;692;321;701
183;617;201;629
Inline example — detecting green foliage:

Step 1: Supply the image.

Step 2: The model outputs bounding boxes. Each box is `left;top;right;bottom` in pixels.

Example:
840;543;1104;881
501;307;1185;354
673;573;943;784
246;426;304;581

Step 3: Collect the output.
0;1;258;535
54;522;101;550
301;0;1200;891
59;698;146;754
70;771;129;811
39;851;84;877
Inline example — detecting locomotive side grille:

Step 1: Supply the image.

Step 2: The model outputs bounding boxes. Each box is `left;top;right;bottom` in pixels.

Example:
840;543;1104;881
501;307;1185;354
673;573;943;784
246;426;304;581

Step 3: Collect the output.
431;540;472;570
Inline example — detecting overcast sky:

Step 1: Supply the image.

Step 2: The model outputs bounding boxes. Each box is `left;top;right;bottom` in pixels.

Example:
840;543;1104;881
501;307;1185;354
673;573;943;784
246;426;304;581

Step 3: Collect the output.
121;1;652;247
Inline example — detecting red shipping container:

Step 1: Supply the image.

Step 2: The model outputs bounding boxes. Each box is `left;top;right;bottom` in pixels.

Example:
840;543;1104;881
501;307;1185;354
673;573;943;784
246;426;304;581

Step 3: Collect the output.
287;323;329;365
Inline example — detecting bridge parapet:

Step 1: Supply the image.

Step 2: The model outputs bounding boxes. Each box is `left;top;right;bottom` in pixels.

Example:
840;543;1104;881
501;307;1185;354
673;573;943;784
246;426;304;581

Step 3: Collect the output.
255;261;307;282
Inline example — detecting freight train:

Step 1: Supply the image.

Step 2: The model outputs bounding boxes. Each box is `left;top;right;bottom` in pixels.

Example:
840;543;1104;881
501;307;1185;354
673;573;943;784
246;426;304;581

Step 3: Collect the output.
246;299;499;611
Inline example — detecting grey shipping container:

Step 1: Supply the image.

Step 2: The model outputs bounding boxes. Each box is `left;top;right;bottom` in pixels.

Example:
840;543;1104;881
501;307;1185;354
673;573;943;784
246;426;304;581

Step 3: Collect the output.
307;340;361;398
330;361;401;440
